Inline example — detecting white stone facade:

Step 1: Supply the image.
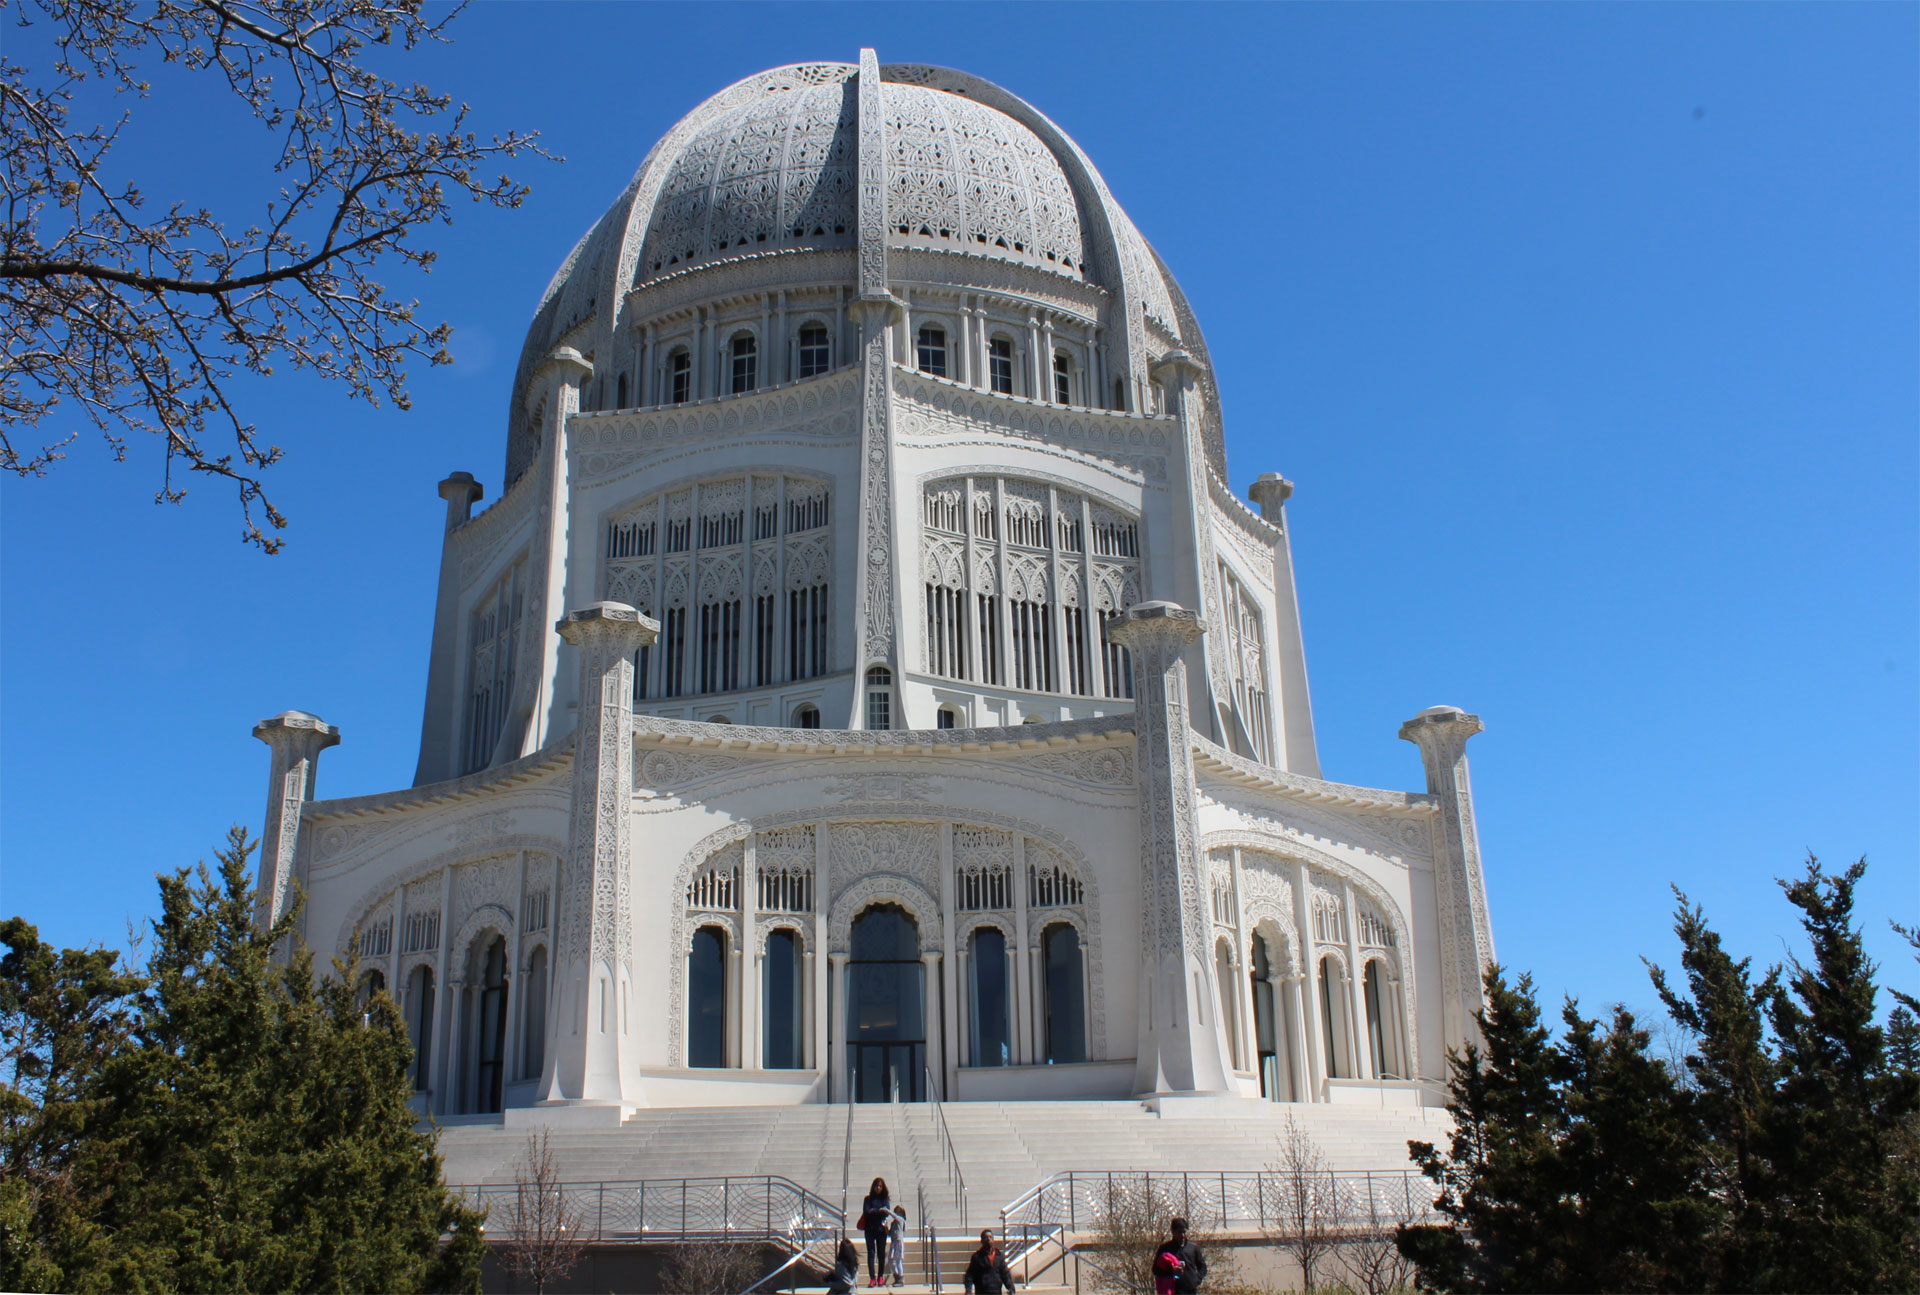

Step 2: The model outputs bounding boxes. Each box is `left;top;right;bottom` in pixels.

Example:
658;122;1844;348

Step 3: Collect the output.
258;52;1496;1122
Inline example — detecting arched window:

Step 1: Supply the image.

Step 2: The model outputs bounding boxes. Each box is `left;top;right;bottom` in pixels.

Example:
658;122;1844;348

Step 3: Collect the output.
848;906;924;1101
729;332;758;394
1251;935;1286;1101
466;935;510;1114
405;965;434;1092
936;706;958;730
865;665;892;731
967;926;1010;1067
1053;352;1073;405
522;945;548;1080
917;325;948;377
797;322;831;378
669;348;692;404
1042;923;1087;1065
1364;960;1401;1080
1215;938;1240;1070
688;926;729;1068
988;337;1015;395
1319;955;1350;1081
791;703;821;729
763;929;803;1069
357;967;386;1008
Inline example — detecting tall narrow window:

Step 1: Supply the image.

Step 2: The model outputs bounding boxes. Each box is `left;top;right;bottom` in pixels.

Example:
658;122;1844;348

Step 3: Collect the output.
1053;353;1072;405
865;665;893;731
797;322;830;378
926;584;968;680
1319;955;1346;1080
1100;611;1134;700
730;333;758;394
689;926;729;1068
763;929;803;1069
616;373;628;408
470;936;509;1114
1365;961;1399;1079
917;325;948;377
988;337;1014;395
669;348;691;404
753;593;776;687
788;584;828;680
968;926;1010;1067
697;597;741;693
977;593;1003;686
406;965;435;1092
522;946;547;1080
1043;923;1087;1064
663;607;688;696
465;562;525;775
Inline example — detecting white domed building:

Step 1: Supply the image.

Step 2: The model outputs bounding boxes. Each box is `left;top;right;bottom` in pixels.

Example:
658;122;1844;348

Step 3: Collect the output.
255;53;1496;1149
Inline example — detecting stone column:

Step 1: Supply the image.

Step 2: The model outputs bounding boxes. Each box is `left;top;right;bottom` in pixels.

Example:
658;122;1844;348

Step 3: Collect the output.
1011;835;1033;1065
540;602;657;1110
1343;883;1373;1081
742;835;760;1070
1282;973;1310;1102
519;346;592;762
1247;473;1321;777
1107;602;1232;1095
829;952;850;1102
253;711;341;946
939;823;960;1094
1290;859;1325;1098
1400;705;1495;1062
801;948;817;1070
921;951;943;1095
413;474;484;786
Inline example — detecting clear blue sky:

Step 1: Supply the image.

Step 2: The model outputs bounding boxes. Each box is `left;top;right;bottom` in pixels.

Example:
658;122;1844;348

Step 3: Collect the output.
3;3;1914;1025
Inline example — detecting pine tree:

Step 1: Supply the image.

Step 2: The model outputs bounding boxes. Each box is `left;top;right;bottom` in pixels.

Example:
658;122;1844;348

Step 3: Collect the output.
1647;889;1778;1289
1761;857;1919;1293
0;828;485;1292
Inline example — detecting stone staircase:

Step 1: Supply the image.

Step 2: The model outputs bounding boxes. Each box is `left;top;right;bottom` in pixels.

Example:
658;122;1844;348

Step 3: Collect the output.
439;1099;1447;1233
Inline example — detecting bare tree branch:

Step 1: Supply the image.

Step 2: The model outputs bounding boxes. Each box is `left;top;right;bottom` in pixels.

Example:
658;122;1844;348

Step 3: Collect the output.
0;0;553;550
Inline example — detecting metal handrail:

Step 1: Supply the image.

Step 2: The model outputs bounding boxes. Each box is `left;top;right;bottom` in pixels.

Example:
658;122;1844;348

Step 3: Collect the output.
838;1092;856;1223
452;1173;842;1248
923;1064;969;1230
1000;1168;1440;1245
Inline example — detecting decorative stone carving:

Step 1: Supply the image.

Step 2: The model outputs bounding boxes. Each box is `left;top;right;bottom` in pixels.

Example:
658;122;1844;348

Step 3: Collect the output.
1107;602;1231;1094
825;773;942;803
448;811;518;845
252;711;340;945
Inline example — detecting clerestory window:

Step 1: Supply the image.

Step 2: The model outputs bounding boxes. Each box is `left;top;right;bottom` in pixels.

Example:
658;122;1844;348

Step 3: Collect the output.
669;349;691;404
917;325;948;378
797;323;831;378
730;333;758;394
989;337;1015;395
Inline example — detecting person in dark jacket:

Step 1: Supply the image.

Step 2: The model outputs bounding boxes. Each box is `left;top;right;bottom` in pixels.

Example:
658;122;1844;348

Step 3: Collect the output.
1154;1217;1207;1294
964;1229;1017;1294
827;1234;861;1294
859;1177;892;1286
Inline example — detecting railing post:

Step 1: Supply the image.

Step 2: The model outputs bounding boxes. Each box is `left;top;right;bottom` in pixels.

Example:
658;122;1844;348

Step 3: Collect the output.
597;1182;606;1241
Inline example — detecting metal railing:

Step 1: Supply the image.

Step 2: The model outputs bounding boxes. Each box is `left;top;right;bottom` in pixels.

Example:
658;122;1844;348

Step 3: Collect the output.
923;1064;969;1231
1000;1168;1440;1256
451;1174;842;1249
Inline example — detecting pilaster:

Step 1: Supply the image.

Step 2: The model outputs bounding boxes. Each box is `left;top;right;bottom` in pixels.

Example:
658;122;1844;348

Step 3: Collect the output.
1107;601;1232;1095
520;346;594;761
252;711;340;949
1248;473;1321;777
415;472;485;785
540;602;657;1109
1150;351;1224;744
1399;705;1496;1056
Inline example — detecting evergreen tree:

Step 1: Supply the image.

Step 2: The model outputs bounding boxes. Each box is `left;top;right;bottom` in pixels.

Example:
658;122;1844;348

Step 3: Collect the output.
1761;858;1918;1293
0;828;484;1293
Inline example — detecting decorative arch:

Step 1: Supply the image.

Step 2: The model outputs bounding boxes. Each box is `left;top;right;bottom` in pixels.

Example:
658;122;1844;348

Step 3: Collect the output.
756;913;813;950
449;905;515;987
1246;915;1301;978
1200;829;1420;1072
828;875;940;955
519;935;550;975
666;804;1109;1066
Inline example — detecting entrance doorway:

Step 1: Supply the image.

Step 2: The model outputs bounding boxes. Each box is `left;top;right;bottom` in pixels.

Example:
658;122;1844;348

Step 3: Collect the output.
846;905;924;1102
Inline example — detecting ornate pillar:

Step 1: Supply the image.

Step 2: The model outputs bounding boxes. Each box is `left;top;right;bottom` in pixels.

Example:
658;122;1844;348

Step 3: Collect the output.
1247;474;1321;777
1107;602;1232;1095
1400;706;1495;1063
921;951;943;1094
414;474;484;785
1012;835;1033;1065
1282;973;1309;1102
939;823;960;1093
540;602;657;1109
742;835;760;1070
1343;883;1373;1081
1291;859;1325;1098
253;711;341;948
829;952;850;1102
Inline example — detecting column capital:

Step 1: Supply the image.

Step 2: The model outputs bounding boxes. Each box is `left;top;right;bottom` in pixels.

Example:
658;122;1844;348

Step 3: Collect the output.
1398;704;1484;748
1149;348;1205;388
253;709;341;753
1106;600;1204;661
438;471;484;531
536;345;594;385
556;601;660;650
1248;473;1294;519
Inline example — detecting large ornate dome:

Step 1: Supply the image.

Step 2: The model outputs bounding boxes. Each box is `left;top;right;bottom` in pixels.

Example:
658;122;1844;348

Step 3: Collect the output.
503;56;1224;485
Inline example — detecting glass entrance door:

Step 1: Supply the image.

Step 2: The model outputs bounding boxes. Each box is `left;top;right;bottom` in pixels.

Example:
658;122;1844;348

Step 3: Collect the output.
846;906;924;1103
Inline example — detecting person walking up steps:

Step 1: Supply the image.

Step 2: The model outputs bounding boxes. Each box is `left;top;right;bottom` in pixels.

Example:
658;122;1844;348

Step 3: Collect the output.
859;1177;892;1287
964;1229;1017;1294
887;1204;908;1287
1153;1217;1206;1295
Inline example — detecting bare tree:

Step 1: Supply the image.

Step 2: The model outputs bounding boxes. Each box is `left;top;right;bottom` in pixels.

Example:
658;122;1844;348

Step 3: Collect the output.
494;1129;587;1295
1268;1116;1341;1294
1080;1175;1242;1295
1331;1173;1425;1295
1;0;550;550
657;1238;767;1295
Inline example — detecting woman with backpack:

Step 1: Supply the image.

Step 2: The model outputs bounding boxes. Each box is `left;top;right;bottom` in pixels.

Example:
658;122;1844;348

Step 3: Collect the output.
858;1177;892;1287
